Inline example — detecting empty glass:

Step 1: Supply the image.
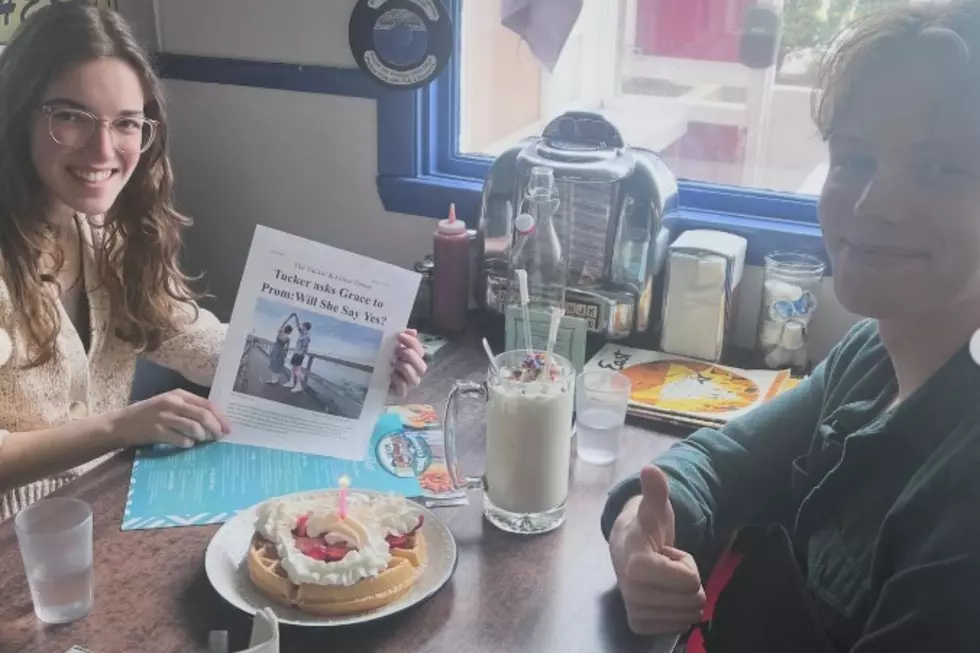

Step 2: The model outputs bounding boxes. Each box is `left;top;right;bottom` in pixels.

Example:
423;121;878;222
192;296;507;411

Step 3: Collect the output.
14;497;94;624
575;370;631;465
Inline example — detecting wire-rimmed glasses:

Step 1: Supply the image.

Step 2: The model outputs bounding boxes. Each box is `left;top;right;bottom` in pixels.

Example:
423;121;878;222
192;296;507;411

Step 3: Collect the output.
42;105;157;154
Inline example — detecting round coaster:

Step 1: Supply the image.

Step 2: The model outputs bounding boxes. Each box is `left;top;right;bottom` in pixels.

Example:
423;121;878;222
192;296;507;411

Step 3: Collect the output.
349;0;453;90
374;429;433;478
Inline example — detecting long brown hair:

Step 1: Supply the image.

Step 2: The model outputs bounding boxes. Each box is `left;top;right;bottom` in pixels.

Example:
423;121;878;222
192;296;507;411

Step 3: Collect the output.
0;1;202;367
814;1;980;141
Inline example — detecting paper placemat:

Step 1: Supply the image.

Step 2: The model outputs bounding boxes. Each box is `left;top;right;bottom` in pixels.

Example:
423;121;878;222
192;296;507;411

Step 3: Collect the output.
123;406;464;531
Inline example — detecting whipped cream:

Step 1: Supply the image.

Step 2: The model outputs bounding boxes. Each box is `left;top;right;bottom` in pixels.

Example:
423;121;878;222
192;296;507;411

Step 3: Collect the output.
307;510;371;545
371;494;423;535
254;498;391;587
255;499;307;542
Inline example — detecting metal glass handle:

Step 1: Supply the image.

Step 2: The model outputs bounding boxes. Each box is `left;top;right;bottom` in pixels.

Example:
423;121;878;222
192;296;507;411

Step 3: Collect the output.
443;379;487;492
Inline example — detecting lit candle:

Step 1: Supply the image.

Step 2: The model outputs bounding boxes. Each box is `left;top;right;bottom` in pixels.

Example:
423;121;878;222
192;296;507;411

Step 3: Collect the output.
338;475;350;519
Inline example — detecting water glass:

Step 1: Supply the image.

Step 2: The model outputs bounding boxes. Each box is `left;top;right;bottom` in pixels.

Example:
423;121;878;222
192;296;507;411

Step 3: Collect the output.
14;497;94;624
575;370;631;465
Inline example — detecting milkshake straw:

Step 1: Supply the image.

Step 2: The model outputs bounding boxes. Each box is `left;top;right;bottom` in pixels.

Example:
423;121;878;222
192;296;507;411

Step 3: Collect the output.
481;337;500;375
543;307;563;382
516;269;533;356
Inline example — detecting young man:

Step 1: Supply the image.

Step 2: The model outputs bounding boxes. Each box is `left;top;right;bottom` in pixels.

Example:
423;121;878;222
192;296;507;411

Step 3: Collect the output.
605;3;980;650
284;322;312;393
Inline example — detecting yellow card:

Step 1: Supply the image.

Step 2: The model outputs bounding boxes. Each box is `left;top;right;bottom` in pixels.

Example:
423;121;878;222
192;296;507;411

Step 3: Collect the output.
0;0;115;44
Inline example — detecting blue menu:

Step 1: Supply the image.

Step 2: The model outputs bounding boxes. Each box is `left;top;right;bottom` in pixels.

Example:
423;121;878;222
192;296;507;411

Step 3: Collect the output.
122;411;424;530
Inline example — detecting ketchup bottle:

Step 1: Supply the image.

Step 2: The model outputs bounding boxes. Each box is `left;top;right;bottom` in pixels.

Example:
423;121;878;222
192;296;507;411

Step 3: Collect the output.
431;204;470;334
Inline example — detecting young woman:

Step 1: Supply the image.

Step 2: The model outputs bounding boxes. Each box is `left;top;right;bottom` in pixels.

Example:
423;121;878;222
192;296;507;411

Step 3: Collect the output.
0;4;427;520
266;321;294;385
605;3;980;650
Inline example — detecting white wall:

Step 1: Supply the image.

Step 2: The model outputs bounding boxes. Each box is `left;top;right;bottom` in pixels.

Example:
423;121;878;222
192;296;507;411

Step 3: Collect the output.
155;0;356;66
115;0;157;50
164;81;437;317
132;0;859;361
120;0;437;321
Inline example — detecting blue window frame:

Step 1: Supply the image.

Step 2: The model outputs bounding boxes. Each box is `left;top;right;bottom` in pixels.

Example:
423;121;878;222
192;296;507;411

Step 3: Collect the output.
377;0;828;266
154;1;828;267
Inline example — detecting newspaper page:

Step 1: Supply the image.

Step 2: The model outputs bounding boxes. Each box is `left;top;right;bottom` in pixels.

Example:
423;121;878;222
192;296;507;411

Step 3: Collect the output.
209;225;420;460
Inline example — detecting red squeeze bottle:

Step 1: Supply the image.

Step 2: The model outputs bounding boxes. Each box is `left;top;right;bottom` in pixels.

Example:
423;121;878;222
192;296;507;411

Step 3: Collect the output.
431;203;470;334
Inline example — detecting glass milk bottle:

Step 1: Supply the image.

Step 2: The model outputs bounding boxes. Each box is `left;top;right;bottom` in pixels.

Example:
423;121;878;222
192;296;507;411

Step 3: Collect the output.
510;166;567;315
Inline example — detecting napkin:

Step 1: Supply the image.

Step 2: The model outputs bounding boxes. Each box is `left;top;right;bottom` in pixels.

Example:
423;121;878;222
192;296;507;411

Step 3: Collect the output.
210;609;280;653
242;608;280;653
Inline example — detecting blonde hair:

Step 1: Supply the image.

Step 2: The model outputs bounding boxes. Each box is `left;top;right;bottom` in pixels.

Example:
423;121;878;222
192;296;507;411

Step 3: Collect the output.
814;1;980;140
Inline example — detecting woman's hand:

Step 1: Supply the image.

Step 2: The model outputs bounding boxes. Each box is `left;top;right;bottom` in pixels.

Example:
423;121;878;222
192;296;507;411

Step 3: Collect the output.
609;466;706;635
106;389;232;450
389;329;428;399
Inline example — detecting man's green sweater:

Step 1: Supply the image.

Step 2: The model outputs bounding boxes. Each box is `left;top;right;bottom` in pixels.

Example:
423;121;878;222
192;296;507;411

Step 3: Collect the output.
601;320;980;650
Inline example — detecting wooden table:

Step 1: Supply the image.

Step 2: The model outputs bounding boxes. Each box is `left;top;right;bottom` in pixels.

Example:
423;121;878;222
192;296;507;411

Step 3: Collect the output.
0;339;685;653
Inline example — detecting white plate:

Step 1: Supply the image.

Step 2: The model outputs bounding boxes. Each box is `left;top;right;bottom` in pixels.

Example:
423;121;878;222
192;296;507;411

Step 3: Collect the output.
204;489;458;627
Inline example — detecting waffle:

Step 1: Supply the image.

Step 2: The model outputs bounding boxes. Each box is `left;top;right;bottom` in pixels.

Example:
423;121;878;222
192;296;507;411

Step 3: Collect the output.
247;533;425;616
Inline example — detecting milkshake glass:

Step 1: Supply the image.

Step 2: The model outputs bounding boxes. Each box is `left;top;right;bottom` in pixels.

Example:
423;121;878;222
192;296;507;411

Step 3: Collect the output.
443;350;575;534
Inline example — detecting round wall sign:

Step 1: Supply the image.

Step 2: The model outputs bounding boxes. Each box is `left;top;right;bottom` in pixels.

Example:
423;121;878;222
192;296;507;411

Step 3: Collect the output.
349;0;453;90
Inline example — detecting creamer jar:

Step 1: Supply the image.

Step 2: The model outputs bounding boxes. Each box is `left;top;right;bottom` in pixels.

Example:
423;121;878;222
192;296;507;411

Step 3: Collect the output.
442;350;574;534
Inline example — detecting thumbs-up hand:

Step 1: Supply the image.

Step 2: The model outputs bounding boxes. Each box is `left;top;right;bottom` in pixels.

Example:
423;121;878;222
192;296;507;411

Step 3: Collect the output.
637;465;676;549
609;466;706;636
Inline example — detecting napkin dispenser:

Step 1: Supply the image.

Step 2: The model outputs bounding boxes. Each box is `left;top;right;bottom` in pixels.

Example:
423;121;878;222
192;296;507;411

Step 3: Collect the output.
659;230;747;362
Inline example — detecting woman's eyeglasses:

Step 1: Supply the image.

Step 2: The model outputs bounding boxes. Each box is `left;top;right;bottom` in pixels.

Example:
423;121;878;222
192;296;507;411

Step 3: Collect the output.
41;105;158;154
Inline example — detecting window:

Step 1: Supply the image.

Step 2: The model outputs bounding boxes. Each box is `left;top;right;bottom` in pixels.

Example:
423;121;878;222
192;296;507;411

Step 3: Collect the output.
377;0;916;261
457;0;912;197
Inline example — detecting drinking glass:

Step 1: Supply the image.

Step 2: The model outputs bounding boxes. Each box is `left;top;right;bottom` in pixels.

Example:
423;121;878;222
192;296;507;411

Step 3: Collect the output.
14;497;94;624
758;250;826;353
575;370;631;465
443;350;575;535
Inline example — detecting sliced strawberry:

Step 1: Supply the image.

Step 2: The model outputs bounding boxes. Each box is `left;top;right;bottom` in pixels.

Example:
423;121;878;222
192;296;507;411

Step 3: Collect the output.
294;513;310;538
294;536;321;557
293;535;353;561
385;515;424;549
321;544;354;562
308;546;329;561
386;533;410;549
